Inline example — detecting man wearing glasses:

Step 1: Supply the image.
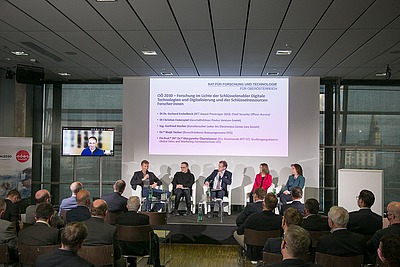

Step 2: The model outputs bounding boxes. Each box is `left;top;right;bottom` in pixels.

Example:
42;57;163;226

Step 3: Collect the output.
172;162;195;216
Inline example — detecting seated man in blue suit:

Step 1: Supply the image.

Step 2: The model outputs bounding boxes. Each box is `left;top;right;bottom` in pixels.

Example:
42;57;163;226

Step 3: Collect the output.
281;186;304;216
236;188;266;227
204;160;232;217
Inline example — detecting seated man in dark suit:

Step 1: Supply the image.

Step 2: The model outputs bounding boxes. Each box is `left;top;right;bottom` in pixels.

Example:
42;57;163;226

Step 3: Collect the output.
366;201;400;254
3;189;21;232
263;208;303;254
316;206;365;257
301;198;330;231
19;203;60;245
234;193;282;262
35;222;94;267
261;225;322;267
100;180;128;213
280;186;304;216
66;190;91;223
236;188;266;227
115;196;163;267
0;198;18;265
347;189;382;236
83;199;122;266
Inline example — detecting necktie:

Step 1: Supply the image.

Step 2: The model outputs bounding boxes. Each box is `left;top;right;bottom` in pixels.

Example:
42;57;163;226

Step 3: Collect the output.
217;175;221;190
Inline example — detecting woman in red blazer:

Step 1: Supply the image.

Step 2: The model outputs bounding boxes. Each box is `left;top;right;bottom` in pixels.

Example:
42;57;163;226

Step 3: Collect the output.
250;163;272;201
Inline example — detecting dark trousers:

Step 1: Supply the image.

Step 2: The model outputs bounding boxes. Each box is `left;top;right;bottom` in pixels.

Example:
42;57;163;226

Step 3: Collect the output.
142;188;171;211
174;188;191;210
210;189;225;210
278;192;292;205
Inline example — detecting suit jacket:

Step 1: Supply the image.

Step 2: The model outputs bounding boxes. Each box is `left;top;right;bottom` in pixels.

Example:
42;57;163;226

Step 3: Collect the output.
236;201;263;227
18;221;60;246
281;201;304;216
66;205;91;223
83;217;121;262
0;218;18;263
3;199;20;223
263;258;322;267
58;195;77;216
366;223;400;253
25;204;65;226
101;192;128;213
301;215;330;231
316;229;365;257
35;248;94;267
263;237;283;254
204;169;232;193
347;208;382;236
130;170;162;190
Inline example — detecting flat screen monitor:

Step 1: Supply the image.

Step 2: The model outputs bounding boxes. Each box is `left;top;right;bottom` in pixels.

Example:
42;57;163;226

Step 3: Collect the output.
62;127;114;156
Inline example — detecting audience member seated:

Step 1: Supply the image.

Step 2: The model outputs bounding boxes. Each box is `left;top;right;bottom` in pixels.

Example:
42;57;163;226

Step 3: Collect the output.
3;189;21;232
100;180;128;213
35;222;94;267
250;163;272;202
66;190;91;223
236;188;266;227
261;225;322;267
281;187;304;216
18;203;60;246
0;198;18;265
316;206;365;257
130;160;171;212
347;189;382;236
263;208;303;254
278;164;305;205
366;201;400;254
25;189;64;227
58;182;83;216
115;196;163;267
301;198;330;231
378;235;400;267
83;199;122;266
172;162;195;216
234;193;282;261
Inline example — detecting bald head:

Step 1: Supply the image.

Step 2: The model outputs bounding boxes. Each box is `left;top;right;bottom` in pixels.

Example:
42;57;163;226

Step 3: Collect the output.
70;182;83;195
35;189;50;204
76;190;90;206
90;199;107;218
387;202;400;224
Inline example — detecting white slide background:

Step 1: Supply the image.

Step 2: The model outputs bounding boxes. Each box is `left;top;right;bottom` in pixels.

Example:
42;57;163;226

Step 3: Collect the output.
122;76;320;205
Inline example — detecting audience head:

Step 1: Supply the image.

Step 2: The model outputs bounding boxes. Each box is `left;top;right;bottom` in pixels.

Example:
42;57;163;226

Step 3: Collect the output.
254;188;266;202
0;199;6;217
35;203;54;222
114;180;126;193
90;199;107;218
282;225;310;259
358;189;375;208
304;198;319;216
328;206;349;228
70;182;83;195
264;193;278;211
7;189;21;203
291;186;303;200
387;202;400;225
291;164;303;176
127;196;141;212
379;235;400;267
218;160;228;171
61;222;88;251
259;163;270;175
283;208;303;230
76;190;90;206
35;189;51;204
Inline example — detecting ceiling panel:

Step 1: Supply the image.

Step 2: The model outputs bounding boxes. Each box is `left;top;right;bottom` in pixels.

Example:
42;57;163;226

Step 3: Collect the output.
131;68;159;76
351;0;400;29
169;0;211;30
342;67;381;79
109;67;138;77
63;67;102;80
214;30;244;70
198;68;219;76
247;0;290;30
361;42;400;68
283;68;309;76
0;20;19;32
174;68;199;76
320;67;354;77
0;1;48;31
219;68;241;76
182;30;217;68
242;30;277;67
87;67;118;77
210;0;248;30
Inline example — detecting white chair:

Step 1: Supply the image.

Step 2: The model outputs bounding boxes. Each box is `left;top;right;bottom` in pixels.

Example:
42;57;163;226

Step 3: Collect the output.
202;184;232;215
169;183;197;214
243;183;276;207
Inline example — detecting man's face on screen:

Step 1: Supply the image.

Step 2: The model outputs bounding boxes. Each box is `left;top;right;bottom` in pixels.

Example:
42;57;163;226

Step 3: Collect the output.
88;138;97;150
218;163;226;172
142;163;149;172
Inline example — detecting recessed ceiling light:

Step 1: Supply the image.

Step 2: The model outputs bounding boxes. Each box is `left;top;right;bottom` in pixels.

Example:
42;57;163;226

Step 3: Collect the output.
266;72;279;76
276;50;292;55
58;72;71;76
161;72;173;76
142;51;157;56
65;51;77;55
375;73;386;77
96;0;117;2
5;58;11;61
11;51;28;56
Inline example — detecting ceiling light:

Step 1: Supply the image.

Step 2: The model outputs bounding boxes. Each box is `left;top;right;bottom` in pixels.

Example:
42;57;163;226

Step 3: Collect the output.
161;72;173;76
276;50;292;55
96;0;117;2
375;73;386;77
11;51;28;56
30;58;38;63
5;58;11;61
142;51;157;56
266;72;279;76
58;72;71;76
